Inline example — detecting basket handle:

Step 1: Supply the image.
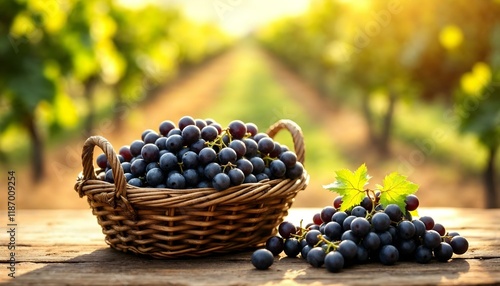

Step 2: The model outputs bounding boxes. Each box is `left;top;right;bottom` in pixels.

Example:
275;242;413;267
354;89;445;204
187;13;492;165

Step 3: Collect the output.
81;135;129;204
266;119;305;166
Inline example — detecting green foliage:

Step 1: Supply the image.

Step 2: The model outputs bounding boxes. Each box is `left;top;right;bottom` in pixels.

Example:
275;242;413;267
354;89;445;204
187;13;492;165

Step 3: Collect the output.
324;164;419;213
323;164;371;211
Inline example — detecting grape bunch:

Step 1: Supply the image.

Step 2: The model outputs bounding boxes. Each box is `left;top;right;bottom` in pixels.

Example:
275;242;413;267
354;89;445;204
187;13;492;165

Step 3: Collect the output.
95;116;304;191
251;192;469;271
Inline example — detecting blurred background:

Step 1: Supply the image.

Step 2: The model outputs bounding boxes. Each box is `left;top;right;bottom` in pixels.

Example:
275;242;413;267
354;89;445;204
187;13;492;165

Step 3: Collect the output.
0;0;499;209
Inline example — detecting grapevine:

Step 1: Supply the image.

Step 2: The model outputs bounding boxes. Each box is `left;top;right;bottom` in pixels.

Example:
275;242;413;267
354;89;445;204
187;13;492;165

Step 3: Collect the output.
251;164;469;271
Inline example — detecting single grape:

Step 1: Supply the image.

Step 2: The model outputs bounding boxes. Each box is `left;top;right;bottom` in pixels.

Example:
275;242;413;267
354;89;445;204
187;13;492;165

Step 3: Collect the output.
412;219;426;237
278;221;296;239
253;133;269;143
219;147;237;165
119;146;133;162
356;245;370;264
183;169;199;187
384;204;403;222
351;206;367;218
300;245;312;259
166;172;186;189
332;211;348;226
195;119;207;130
105;169;114;183
159;152;179;172
167;128;182;137
128;177;143;187
244;174;257;183
145;168;165;187
256;173;269;182
342;215;356;232
269;142;282;158
251;249;274;270
236;158;253;176
96;153;108;169
212;173;231;191
204;162;221;180
279;151;297;168
159;120;176;136
258;137;275;154
337;240;358;261
363;232;381;251
130;140;145;157
228;120;247;139
372;212;391;232
189;139;206;154
324;251;344;273
265;236;284;256
228;168;245;186
415;245;433;264
397;239;417;257
378;231;393;246
324;221;343;241
360;196;374;211
166;135;184;153
155;137;168;150
283;238;300;257
450;236;469;255
245;122;258;137
181;151;198;169
269;159;286;178
419;216;435;230
178;116;195;130
199;148;217;165
305;229;322;246
124;172;133;181
228;140;246;158
320;206;337;223
405;194;419;211
333;196;343;209
379;245;399;265
181;125;201;145
312;213;322;225
250;157;266;174
341;230;360;244
397;221;416;240
433;223;446;236
243;139;259;157
423;230;442;249
286;162;304;179
144;132;160;144
201;125;219;142
434;242;454;262
307;247;326;268
130;159;147;177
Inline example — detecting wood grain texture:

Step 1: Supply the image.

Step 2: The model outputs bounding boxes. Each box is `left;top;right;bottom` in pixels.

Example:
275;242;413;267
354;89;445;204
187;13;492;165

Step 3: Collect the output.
1;208;499;285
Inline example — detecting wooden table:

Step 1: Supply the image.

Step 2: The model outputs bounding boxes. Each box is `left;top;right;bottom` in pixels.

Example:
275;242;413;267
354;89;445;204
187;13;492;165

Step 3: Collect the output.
1;208;499;285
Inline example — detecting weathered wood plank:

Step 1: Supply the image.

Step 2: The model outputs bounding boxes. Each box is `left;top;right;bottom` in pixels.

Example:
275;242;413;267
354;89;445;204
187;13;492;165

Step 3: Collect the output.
1;208;499;285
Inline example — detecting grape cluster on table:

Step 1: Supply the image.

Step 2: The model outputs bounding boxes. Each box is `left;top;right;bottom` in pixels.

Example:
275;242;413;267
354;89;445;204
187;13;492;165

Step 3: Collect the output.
251;194;469;272
95;116;304;191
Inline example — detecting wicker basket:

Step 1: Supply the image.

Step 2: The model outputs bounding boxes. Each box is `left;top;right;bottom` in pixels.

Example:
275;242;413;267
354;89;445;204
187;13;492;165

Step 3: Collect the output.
74;119;309;258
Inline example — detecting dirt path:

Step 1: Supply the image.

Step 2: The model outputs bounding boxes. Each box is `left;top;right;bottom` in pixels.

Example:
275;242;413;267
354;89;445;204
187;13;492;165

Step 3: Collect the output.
11;43;485;209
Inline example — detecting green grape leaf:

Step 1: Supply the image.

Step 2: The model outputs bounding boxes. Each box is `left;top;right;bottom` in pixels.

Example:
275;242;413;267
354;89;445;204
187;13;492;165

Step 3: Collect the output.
409;209;419;218
376;172;419;213
323;163;371;211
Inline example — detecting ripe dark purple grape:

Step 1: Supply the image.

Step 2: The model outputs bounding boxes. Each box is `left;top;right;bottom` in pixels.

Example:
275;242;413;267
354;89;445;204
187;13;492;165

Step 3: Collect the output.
144;132;160;144
119;146;133;162
159;120;176;136
320;206;336;223
201;125;219;141
141;129;155;141
212;172;231;191
257;137;275;154
130;140;145;157
433;223;446;236
228;140;246;158
178;116;195;130
236;158;253;176
265;236;284;256
181;125;201;145
450;236;469;254
333;196;343;209
96;153;108;169
312;213;322;225
405;194;419;211
419;216;435;230
218;147;237;165
246;123;258;137
283;238;300;257
166;134;184;153
307;247;326;268
325;251;344;273
251;249;274;270
269;159;286;178
228;168;245;186
166;172;186;189
146;168;165;187
279;151;297;168
228;120;247;139
286;162;304;179
278;221;296;239
141;143;160;163
199;148;217;165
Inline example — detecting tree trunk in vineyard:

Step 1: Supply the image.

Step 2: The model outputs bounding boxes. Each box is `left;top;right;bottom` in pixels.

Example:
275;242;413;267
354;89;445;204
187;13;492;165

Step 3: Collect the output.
484;145;498;208
26;113;44;182
361;94;379;147
378;91;397;156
